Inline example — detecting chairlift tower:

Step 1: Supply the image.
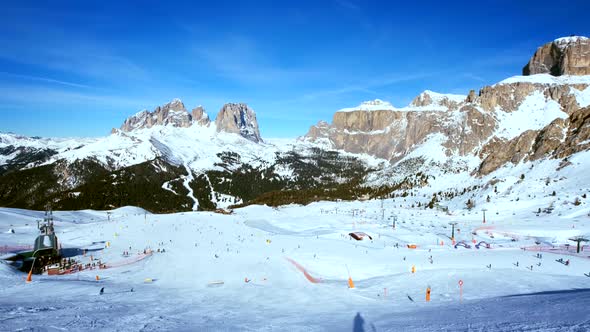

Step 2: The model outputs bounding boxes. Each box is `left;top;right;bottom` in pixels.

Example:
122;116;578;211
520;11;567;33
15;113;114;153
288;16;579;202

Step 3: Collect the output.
40;204;55;235
449;222;458;241
569;236;589;254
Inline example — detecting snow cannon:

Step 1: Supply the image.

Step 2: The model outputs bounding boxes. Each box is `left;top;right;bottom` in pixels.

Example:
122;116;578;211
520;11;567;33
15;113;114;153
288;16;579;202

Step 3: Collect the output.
4;206;62;274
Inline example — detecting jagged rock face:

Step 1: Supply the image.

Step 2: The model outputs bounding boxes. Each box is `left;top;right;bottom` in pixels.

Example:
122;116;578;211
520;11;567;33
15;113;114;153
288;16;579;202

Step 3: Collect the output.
332;110;398;132
215;103;262;143
120;99;192;132
466;90;477;103
530;118;568;160
477;106;590;175
306;120;330;140
118;100;213;132
191;106;211;126
554;106;590;158
326;110;403;158
478;82;588;115
410;91;464;110
306;105;496;163
478;83;538;112
478;131;539;175
523;36;590;76
305;77;589;166
452;106;497;155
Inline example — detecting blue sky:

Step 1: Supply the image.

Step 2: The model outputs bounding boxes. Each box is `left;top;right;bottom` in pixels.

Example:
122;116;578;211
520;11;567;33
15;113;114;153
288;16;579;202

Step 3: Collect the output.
1;0;588;138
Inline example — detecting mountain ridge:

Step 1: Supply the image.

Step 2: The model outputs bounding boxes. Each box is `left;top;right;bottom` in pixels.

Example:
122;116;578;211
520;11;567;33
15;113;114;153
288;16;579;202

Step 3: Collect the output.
114;99;262;143
1;36;590;213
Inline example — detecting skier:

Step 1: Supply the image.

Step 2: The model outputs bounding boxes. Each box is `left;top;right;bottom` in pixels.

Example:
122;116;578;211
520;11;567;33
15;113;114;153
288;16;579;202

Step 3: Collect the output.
99;287;104;295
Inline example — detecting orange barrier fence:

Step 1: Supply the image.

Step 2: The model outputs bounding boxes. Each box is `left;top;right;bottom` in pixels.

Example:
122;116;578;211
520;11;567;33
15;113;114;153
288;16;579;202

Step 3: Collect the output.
106;252;153;268
285;257;322;283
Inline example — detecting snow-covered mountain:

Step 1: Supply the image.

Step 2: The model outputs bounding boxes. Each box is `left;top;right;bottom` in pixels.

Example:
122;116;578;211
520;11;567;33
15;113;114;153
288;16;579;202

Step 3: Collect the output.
115;99;262;143
0;113;381;212
304;74;590;167
1;36;590;214
304;37;590;180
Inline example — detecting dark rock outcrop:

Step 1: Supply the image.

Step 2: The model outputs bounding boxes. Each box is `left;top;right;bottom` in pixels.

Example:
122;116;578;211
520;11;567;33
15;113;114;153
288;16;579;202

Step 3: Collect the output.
215;103;262;143
523;36;590;76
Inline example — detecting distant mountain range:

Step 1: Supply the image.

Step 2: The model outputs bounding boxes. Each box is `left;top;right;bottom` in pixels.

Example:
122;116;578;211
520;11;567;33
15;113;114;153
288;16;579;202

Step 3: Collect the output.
1;36;589;213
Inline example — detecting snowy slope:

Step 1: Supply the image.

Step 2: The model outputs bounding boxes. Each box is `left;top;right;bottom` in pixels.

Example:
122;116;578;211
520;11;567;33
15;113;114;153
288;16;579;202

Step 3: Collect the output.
494;90;567;140
1;125;290;174
1;188;589;330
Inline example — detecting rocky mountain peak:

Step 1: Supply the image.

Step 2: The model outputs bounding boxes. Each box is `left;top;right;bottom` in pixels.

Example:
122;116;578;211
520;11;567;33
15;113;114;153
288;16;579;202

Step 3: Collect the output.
523;35;590;76
305;37;590;171
215;103;262;143
191;106;211;126
410;90;466;108
119;99;192;132
118;99;214;132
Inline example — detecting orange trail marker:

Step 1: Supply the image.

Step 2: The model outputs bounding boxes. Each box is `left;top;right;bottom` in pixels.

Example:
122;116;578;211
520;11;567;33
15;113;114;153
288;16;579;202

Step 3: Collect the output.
411;265;416;273
26;258;35;283
96;275;100;281
426;287;431;302
348;277;355;289
346;264;355;289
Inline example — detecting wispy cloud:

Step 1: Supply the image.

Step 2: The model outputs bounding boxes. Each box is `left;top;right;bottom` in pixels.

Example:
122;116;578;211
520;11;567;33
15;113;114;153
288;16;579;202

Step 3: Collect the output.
0;83;157;110
192;35;319;84
0;23;149;83
292;72;439;103
0;71;92;89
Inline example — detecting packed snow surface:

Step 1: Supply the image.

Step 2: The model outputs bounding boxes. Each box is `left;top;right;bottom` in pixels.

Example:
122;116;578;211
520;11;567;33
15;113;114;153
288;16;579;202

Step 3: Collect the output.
1;191;589;330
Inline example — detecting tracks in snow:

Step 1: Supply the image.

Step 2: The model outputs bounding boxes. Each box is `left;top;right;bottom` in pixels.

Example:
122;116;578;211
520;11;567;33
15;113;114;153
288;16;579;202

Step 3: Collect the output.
182;164;199;211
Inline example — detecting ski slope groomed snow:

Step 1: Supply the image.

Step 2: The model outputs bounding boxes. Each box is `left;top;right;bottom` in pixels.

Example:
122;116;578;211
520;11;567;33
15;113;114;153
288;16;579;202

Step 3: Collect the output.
1;201;589;331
